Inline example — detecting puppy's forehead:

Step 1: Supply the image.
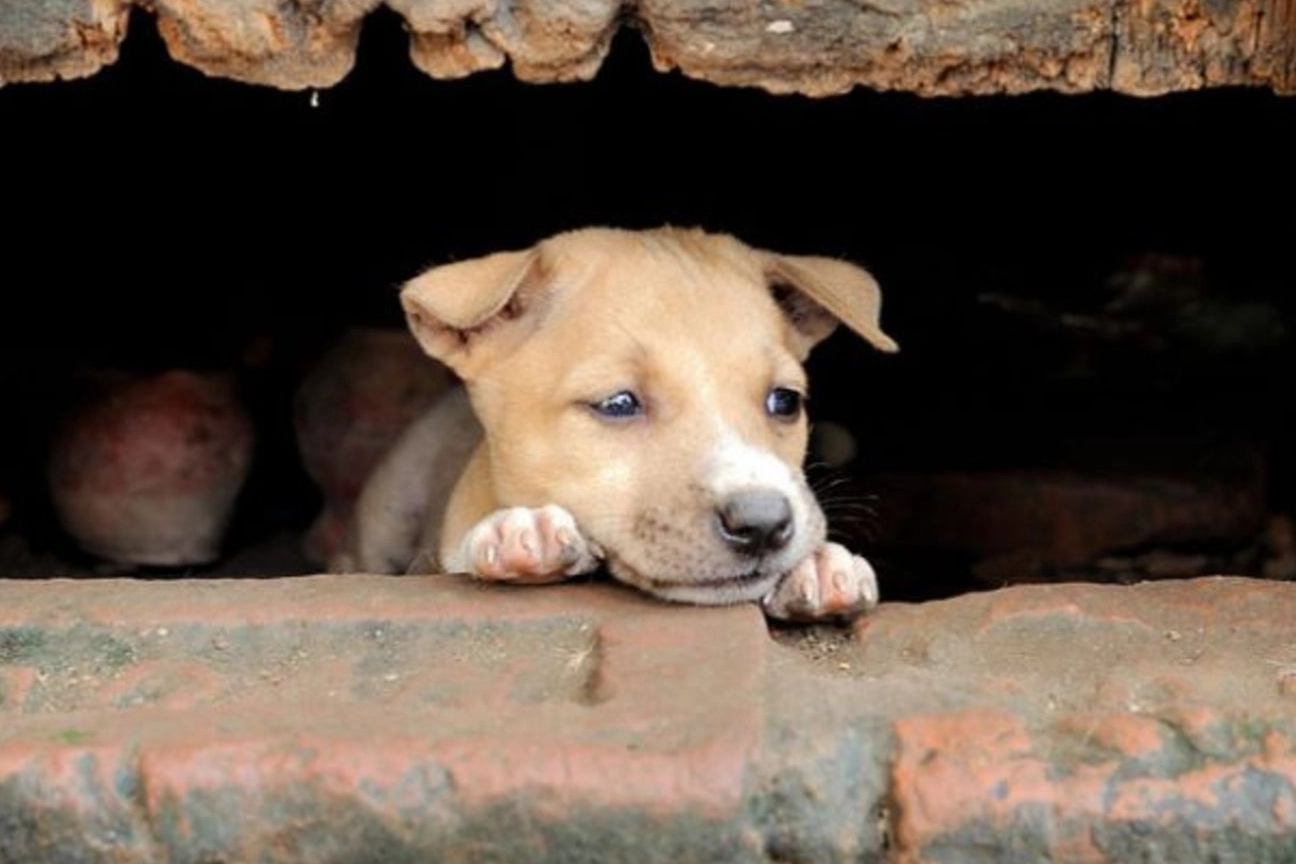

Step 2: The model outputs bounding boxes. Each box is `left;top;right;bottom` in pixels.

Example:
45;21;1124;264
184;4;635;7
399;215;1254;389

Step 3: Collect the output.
542;229;777;325
545;227;757;268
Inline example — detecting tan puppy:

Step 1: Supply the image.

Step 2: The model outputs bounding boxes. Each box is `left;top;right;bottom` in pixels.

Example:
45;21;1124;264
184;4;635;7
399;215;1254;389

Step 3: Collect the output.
342;227;898;621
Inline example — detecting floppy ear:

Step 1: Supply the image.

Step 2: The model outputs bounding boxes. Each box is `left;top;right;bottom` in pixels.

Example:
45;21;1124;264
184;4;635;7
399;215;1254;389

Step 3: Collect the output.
762;253;899;358
399;248;544;379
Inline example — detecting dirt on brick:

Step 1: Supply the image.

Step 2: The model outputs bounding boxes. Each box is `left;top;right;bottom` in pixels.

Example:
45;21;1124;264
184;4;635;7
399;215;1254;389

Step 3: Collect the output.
1;615;601;718
775;579;1296;725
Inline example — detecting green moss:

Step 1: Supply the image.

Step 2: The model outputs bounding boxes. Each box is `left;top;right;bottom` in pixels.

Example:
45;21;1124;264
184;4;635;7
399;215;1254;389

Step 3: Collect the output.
54;729;94;746
0;628;46;664
84;631;137;669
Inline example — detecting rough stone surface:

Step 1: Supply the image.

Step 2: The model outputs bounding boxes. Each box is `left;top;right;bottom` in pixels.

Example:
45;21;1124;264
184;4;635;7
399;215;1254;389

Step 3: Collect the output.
860;578;1296;863
1;0;1292;94
1;573;1294;862
0;576;771;863
0;0;129;85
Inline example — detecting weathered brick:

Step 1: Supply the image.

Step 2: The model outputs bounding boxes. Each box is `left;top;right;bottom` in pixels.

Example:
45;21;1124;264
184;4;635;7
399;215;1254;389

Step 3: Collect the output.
863;579;1296;863
2;575;1295;862
0;576;772;862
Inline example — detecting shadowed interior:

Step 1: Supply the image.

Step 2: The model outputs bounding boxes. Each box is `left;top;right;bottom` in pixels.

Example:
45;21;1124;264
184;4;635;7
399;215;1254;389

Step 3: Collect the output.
1;10;1292;599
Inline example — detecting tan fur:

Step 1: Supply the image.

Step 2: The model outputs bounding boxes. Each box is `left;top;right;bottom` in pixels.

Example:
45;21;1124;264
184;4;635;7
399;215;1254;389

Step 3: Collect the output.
342;227;896;620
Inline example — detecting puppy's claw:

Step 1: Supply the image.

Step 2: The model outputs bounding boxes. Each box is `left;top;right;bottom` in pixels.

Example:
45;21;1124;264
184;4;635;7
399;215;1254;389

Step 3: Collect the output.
763;542;879;623
556;530;583;568
457;505;600;584
517;528;538;558
798;574;817;606
831;568;850;595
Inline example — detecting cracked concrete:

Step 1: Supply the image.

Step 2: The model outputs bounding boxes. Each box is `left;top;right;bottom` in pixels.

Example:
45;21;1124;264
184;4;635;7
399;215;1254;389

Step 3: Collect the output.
1;0;1292;94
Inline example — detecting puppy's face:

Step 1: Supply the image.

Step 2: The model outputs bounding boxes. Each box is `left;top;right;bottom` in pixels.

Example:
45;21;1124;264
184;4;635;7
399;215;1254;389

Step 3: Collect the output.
402;228;897;604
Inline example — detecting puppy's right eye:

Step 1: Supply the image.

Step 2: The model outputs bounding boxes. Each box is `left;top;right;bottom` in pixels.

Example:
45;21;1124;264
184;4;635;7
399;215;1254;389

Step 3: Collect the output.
589;391;643;420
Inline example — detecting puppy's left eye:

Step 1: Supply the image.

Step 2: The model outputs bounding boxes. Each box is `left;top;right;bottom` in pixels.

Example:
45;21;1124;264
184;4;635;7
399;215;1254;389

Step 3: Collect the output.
765;387;804;420
590;390;643;420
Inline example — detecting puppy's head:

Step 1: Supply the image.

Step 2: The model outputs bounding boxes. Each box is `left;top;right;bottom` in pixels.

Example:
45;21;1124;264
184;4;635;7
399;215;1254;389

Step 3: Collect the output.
401;227;897;604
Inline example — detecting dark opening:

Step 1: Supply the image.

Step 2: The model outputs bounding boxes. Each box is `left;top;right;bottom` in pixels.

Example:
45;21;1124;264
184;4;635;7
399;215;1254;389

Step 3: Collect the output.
2;9;1293;599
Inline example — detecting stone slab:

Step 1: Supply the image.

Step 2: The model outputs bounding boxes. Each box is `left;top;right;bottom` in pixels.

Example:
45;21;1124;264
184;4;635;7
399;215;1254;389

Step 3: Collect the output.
1;574;1294;862
2;0;1292;95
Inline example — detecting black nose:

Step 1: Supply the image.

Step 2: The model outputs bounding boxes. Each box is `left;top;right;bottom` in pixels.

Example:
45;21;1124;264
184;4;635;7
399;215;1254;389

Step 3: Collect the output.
716;491;794;556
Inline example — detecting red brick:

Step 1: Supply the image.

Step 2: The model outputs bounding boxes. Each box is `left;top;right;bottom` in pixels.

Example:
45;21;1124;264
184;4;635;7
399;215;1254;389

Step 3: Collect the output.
866;579;1296;863
3;575;1296;862
0;576;769;861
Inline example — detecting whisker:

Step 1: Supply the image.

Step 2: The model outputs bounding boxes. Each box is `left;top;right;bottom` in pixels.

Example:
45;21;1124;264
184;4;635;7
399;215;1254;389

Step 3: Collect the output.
818;497;881;511
819;494;879;507
823;504;880;518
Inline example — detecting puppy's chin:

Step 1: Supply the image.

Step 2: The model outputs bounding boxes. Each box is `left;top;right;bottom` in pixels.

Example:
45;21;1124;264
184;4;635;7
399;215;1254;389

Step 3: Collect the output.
604;551;795;606
586;499;828;606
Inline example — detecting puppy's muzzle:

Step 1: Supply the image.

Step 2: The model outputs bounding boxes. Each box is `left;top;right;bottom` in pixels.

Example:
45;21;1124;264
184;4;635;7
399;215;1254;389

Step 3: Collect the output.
715;490;794;557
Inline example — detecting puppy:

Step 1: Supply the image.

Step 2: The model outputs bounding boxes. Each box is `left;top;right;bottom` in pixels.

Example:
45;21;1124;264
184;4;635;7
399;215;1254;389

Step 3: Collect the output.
341;227;898;621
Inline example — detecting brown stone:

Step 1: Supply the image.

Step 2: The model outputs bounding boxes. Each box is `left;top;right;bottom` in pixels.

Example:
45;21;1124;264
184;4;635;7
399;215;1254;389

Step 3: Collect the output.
149;0;368;90
873;469;1266;576
2;0;1292;94
0;0;129;86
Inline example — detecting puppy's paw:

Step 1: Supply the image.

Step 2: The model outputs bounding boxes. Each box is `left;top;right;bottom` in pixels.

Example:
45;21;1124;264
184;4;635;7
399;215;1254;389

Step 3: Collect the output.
458;505;601;584
762;542;879;622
